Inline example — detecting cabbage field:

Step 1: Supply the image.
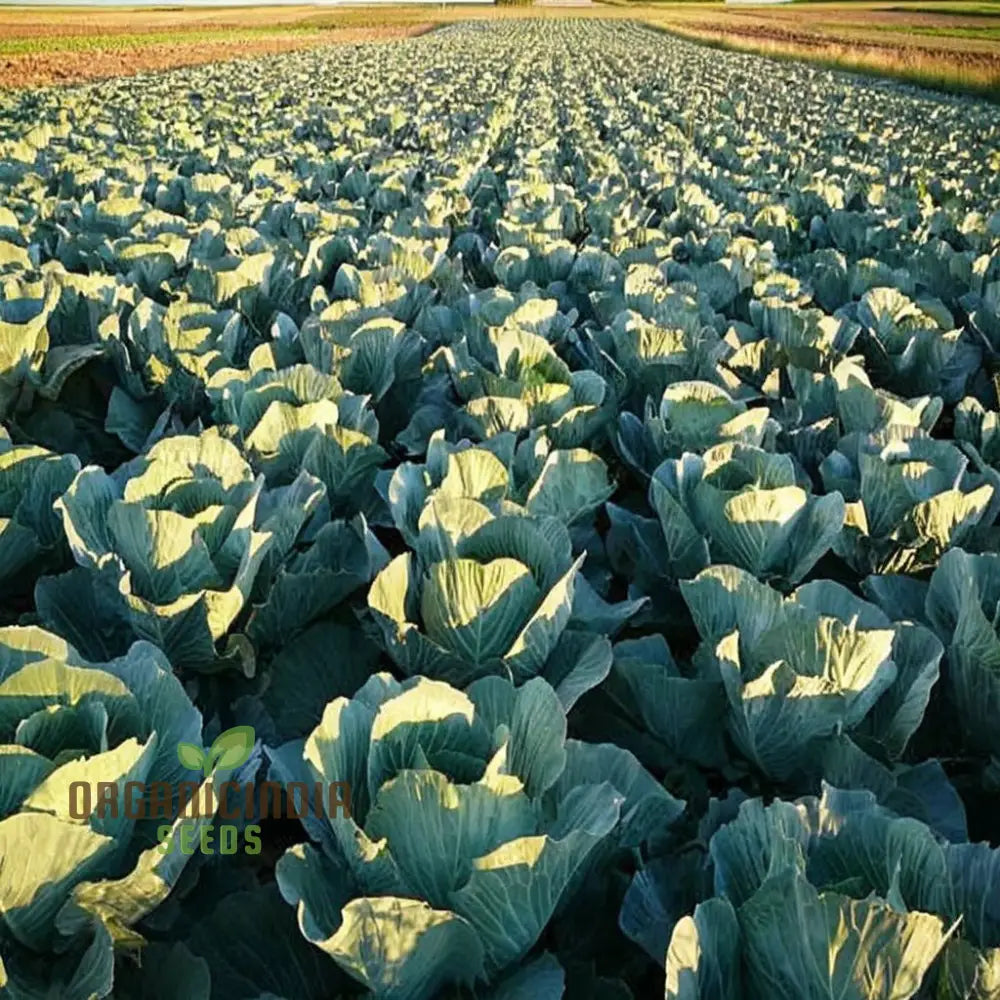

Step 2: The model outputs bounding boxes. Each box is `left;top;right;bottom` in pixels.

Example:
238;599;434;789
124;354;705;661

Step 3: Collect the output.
2;16;1000;1000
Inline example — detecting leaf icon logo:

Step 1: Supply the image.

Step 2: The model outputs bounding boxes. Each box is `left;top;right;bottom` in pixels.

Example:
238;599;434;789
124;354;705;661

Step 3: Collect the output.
176;742;207;772
177;725;255;775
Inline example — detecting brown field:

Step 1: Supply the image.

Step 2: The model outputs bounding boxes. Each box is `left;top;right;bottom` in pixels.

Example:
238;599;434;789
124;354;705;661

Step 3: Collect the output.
0;25;430;87
0;6;448;87
0;2;996;97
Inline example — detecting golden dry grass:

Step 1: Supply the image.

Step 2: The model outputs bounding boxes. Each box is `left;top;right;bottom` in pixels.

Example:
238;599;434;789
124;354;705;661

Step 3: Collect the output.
647;3;1000;98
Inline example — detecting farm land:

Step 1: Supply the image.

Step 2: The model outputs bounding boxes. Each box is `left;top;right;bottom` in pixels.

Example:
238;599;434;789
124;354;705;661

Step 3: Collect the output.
2;2;999;95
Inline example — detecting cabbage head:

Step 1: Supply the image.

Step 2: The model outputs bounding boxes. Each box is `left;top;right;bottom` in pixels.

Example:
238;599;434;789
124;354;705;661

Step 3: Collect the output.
0;626;210;998
272;673;683;1000
49;429;323;670
369;437;621;695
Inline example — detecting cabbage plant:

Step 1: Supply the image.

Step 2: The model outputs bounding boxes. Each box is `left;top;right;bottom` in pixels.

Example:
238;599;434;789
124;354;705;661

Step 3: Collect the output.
616;380;778;480
821;431;994;574
48;430;324;670
207;360;385;515
0;283;58;419
272;674;683;1000
646;785;1000;1000
608;444;844;598
680;565;941;781
628;784;1000;1000
369;438;622;695
0;627;209;999
0;436;79;602
853;286;977;401
439;326;610;448
925;548;1000;759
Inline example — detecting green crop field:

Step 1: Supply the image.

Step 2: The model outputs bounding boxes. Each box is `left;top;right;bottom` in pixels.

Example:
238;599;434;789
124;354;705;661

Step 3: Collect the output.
1;14;1000;1000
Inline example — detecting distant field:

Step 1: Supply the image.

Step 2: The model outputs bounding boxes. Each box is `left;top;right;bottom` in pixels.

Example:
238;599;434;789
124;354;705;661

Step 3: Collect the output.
0;6;450;85
0;28;431;87
3;4;659;87
648;2;1000;97
0;1;996;97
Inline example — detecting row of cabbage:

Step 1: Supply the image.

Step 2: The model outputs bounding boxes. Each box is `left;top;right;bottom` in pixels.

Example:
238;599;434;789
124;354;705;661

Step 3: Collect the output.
3;17;1000;1000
